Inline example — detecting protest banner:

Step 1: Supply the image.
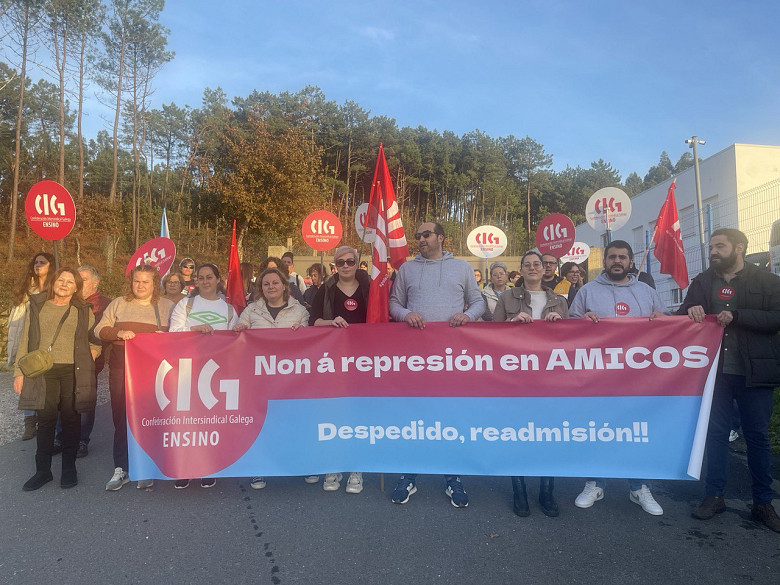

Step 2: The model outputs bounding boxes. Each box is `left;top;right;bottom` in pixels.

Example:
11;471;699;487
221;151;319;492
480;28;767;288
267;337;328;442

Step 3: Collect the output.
125;317;722;481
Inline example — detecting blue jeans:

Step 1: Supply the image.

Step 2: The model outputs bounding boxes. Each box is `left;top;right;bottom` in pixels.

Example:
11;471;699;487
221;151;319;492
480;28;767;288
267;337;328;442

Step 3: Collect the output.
704;374;774;504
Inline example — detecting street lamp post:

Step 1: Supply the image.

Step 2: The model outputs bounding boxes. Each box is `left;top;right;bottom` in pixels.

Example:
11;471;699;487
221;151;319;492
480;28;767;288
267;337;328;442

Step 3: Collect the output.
685;136;707;271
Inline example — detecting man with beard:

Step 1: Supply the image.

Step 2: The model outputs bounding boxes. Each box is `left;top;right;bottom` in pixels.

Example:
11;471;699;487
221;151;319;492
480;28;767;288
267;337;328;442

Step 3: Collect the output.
389;221;485;508
569;240;669;515
680;228;780;532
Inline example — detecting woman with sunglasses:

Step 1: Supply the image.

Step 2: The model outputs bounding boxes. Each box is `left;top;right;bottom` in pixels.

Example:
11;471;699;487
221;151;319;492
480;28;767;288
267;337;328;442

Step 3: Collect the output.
553;262;585;307
309;246;370;494
493;250;569;518
161;272;186;304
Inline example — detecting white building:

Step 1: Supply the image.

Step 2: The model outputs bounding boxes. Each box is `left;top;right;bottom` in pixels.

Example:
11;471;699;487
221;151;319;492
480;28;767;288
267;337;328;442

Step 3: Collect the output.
575;143;780;308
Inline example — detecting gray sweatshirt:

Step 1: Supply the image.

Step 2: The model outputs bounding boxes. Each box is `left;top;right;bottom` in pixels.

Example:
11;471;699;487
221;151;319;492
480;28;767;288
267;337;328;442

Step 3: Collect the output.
389;251;486;322
570;272;669;318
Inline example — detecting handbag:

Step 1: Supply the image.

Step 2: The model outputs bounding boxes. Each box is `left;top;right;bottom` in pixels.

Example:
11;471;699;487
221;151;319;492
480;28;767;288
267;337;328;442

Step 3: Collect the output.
18;307;72;378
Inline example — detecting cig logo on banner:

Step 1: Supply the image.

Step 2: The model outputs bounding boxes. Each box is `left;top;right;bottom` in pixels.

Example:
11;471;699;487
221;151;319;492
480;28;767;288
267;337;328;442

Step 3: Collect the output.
155;358;239;412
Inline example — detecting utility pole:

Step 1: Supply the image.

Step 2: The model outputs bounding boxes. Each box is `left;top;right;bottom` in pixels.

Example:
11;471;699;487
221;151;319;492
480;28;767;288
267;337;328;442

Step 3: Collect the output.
685;136;707;271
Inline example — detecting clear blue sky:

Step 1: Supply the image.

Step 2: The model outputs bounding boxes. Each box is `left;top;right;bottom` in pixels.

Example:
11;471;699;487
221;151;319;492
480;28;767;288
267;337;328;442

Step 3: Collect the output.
93;0;779;178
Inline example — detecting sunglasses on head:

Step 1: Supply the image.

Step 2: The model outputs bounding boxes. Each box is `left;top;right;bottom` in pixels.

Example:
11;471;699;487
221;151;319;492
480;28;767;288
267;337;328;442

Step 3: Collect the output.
335;258;356;267
414;230;436;240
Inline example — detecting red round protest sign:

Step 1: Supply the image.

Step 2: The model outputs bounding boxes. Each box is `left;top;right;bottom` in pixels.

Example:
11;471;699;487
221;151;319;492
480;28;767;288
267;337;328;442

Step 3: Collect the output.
126;237;177;276
615;302;630;316
302;210;343;251
535;213;575;258
24;180;76;241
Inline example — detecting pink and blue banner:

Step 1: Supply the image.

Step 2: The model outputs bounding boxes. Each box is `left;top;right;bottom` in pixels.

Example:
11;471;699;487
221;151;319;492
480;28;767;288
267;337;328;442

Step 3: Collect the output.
124;317;722;480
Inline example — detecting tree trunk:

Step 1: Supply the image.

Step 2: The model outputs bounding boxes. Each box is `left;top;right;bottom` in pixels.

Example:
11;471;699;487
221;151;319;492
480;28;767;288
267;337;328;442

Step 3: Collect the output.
77;32;86;199
109;30;126;203
7;4;30;263
55;13;68;185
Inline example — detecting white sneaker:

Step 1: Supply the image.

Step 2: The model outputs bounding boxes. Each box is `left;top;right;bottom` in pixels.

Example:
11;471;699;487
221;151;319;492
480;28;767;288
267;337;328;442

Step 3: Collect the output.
574;481;604;508
304;475;319;484
345;472;363;494
136;479;154;489
106;467;129;491
250;477;266;490
729;430;739;442
629;485;664;515
323;473;343;491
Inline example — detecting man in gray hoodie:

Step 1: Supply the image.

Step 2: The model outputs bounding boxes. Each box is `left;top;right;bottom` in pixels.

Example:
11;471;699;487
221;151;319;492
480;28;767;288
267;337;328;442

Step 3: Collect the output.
389;221;485;508
569;240;669;516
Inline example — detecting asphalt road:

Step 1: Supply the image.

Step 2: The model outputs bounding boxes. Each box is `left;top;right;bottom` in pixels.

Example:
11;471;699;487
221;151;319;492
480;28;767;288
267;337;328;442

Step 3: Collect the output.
0;371;778;585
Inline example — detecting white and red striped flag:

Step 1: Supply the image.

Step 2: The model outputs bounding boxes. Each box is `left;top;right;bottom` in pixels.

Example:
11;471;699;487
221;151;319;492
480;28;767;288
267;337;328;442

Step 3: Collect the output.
365;144;409;323
652;179;689;289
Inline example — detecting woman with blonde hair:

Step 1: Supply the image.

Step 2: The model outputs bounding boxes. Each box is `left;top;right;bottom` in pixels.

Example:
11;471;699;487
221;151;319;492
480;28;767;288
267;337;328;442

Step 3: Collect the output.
309;246;370;493
95;265;175;491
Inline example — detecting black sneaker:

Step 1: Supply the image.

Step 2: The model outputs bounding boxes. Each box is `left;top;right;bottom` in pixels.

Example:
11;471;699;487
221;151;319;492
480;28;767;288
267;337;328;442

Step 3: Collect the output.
200;478;216;489
445;476;469;508
391;476;417;504
76;441;88;458
174;479;191;489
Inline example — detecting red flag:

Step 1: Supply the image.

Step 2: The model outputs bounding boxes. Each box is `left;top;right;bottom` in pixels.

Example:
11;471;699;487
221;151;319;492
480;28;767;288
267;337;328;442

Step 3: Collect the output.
365;144;409;323
225;220;246;315
652;180;689;289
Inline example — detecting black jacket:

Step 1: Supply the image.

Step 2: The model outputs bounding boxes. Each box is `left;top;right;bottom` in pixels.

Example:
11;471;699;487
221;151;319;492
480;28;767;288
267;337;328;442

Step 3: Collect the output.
308;269;370;325
676;262;780;387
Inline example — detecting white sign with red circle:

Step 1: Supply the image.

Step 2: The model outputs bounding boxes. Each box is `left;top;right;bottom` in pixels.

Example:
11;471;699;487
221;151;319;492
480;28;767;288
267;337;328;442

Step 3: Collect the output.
302;210;343;252
535;213;576;258
467;225;507;259
585;187;632;232
126;237;177;276
354;203;376;244
24;180;76;241
718;286;735;300
560;242;591;264
615;302;630;316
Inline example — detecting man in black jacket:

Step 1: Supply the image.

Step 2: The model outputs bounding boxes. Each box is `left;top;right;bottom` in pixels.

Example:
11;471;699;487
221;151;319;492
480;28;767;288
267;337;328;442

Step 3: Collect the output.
679;228;780;532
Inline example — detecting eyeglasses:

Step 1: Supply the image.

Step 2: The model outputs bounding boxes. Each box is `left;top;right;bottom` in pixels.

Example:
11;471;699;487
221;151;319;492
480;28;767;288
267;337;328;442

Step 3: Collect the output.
414;230;435;240
522;262;543;269
181;264;195;269
542;261;557;267
335;258;356;267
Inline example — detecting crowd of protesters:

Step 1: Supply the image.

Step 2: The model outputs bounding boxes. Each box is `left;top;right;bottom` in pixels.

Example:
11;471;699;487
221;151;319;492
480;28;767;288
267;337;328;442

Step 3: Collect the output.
5;225;779;533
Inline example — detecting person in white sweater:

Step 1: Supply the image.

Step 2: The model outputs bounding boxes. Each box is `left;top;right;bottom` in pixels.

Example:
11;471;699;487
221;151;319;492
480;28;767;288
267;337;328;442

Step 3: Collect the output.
169;263;239;335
